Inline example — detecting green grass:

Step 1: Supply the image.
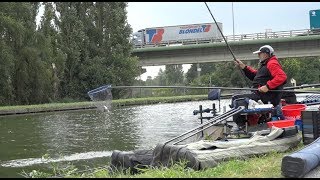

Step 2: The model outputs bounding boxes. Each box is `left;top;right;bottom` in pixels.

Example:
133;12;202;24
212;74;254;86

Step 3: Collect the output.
1;88;318;115
0;101;91;110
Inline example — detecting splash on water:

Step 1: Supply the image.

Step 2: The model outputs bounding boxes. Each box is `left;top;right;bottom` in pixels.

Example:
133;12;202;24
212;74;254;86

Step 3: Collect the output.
0;151;113;168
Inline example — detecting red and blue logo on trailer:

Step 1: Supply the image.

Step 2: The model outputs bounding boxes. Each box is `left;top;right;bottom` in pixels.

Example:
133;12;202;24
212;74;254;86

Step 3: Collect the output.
146;29;164;43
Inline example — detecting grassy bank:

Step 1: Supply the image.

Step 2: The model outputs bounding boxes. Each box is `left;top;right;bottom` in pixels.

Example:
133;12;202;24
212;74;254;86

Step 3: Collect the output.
1;87;318;116
24;141;305;178
0;94;213;115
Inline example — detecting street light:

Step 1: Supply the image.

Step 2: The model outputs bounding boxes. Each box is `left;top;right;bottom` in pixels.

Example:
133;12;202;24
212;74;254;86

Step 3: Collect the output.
232;2;235;41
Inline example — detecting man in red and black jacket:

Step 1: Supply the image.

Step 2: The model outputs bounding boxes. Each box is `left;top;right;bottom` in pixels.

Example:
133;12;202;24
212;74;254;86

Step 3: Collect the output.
235;45;287;119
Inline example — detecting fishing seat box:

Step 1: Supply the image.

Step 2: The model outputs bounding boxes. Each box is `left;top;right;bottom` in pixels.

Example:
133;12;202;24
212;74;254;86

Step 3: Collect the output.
301;110;320;145
231;98;248;109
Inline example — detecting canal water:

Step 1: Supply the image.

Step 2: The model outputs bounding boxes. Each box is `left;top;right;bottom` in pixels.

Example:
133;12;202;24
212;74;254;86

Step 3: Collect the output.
0;99;232;177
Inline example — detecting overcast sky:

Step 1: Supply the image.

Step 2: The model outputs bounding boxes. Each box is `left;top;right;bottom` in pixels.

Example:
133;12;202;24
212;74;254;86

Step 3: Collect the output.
127;2;319;35
126;2;320;80
37;2;320;81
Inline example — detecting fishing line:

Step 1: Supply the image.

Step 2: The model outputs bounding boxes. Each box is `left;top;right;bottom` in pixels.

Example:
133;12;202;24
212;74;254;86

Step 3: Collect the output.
204;2;251;88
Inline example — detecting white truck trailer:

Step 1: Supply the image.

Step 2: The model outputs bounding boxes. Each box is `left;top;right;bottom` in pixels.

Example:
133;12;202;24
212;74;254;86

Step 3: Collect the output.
131;22;223;47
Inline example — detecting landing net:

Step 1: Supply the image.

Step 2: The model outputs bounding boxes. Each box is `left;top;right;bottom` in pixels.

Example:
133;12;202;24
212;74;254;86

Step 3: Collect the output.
87;85;112;112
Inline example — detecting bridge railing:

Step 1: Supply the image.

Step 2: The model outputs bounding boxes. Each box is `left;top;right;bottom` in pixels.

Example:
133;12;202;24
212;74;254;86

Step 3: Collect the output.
225;29;320;41
133;28;320;49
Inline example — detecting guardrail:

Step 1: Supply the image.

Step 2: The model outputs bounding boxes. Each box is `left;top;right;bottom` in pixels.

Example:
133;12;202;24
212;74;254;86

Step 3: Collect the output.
133;28;320;49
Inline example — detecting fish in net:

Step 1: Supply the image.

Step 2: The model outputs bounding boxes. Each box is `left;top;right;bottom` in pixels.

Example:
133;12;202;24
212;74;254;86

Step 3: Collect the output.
87;85;113;112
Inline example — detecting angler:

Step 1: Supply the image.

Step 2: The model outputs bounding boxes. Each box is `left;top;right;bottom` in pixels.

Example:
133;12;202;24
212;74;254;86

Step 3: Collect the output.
234;45;287;120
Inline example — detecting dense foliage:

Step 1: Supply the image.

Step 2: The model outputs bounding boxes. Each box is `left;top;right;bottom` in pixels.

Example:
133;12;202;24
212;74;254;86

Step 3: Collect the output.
1;2;319;105
0;2;139;105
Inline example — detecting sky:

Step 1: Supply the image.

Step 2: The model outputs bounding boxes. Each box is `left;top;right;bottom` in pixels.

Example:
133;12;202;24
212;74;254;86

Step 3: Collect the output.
36;2;320;81
126;2;320;80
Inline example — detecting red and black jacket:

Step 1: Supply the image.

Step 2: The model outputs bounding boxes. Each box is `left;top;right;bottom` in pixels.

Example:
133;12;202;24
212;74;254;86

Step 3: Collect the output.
242;55;287;106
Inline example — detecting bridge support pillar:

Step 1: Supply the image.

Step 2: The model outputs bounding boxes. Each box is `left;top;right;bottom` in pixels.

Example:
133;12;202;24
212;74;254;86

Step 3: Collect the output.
197;63;201;85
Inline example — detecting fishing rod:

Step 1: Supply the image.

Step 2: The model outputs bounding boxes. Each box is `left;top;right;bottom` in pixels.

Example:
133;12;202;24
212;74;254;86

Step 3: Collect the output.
284;83;320;90
113;83;320;90
164;106;244;145
204;2;236;61
112;85;320;94
203;2;251;87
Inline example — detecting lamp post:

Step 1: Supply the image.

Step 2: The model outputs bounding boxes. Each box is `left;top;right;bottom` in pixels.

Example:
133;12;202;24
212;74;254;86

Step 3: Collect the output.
232;2;235;41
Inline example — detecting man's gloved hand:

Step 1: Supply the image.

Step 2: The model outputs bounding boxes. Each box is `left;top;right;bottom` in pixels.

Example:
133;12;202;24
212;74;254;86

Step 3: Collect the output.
258;85;269;93
234;59;246;69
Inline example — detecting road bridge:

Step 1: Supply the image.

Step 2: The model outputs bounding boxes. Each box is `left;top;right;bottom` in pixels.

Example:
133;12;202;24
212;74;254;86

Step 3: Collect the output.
132;29;320;66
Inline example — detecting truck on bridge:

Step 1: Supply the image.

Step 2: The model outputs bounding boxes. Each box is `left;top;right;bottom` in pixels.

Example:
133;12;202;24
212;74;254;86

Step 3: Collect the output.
131;22;223;48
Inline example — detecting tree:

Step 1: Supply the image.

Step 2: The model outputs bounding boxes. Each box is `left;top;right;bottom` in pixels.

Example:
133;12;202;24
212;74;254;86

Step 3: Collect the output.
55;2;140;99
296;57;320;85
153;68;166;86
0;40;14;105
55;2;89;99
0;2;53;105
185;63;216;85
37;2;65;101
279;58;301;87
165;64;184;85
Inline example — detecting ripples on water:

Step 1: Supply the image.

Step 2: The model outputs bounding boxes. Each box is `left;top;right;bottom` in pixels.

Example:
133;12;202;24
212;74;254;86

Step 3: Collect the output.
0;99;231;176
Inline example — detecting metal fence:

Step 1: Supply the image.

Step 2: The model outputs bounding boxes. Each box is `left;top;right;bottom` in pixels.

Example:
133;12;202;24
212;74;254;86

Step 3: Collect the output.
133;28;320;49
